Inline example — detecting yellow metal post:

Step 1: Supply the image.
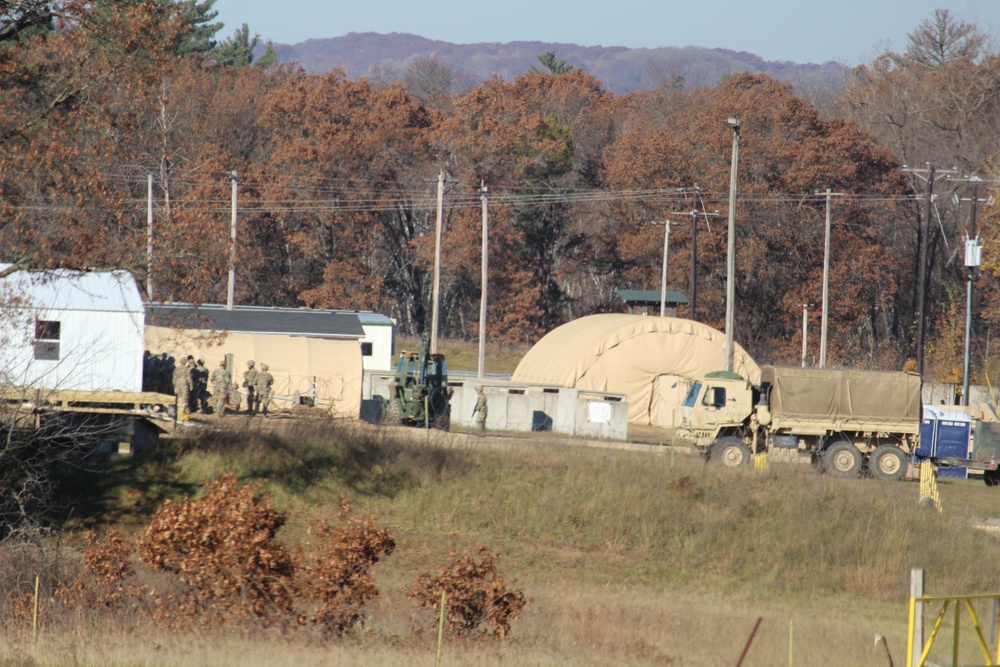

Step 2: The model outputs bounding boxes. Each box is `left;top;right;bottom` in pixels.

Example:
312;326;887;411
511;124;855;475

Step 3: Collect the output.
32;574;39;642
995;599;1000;665
789;618;794;667
908;595;916;667
435;589;446;667
920;601;951;666
953;599;961;667
963;598;994;665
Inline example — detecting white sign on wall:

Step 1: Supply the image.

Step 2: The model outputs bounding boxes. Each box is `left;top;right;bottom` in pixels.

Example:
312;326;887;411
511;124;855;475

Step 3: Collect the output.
587;401;612;424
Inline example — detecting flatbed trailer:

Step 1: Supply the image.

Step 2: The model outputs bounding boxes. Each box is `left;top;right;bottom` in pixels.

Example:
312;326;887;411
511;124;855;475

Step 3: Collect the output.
0;386;181;452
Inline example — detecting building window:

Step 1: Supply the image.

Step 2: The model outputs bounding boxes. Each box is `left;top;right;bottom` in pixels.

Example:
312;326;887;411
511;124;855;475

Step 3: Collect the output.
361;342;373;357
35;319;61;361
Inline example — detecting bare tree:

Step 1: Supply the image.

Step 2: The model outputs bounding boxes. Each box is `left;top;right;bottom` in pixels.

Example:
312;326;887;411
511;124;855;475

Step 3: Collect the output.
906;9;987;67
404;55;456;104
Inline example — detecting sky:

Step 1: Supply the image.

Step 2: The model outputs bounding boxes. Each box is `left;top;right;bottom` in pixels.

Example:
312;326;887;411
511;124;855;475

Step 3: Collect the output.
211;0;1000;66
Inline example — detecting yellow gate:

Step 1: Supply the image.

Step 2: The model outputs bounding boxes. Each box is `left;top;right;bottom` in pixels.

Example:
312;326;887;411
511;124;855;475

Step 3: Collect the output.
907;569;1000;667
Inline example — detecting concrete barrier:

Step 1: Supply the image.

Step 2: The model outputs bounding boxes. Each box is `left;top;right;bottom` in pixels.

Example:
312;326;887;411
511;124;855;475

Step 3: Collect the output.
363;372;628;441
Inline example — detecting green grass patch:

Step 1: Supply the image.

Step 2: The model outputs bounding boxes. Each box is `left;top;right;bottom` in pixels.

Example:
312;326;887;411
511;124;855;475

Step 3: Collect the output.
62;422;1000;606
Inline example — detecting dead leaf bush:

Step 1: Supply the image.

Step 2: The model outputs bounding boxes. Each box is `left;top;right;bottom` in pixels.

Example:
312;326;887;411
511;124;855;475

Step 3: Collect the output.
139;473;297;626
294;499;396;635
409;546;527;638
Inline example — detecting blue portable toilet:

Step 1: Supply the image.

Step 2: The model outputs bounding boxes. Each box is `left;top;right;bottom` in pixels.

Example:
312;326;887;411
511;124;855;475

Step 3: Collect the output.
919;405;972;479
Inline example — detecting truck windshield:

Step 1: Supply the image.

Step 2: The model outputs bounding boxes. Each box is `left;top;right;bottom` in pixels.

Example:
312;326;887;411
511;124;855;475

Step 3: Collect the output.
682;382;701;407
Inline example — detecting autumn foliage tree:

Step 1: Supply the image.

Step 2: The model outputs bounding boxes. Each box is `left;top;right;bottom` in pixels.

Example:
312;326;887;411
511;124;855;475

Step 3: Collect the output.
841;8;1000;380
2;5;998;373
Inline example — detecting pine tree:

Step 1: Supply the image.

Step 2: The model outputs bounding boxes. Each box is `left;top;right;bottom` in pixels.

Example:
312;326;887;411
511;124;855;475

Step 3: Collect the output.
214;22;276;68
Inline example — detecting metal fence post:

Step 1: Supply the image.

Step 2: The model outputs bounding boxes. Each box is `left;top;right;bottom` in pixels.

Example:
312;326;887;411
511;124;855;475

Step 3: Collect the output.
436;589;447;667
909;568;924;667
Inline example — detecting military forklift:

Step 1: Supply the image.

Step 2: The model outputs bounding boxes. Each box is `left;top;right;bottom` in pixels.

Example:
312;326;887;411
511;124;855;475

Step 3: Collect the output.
384;332;452;429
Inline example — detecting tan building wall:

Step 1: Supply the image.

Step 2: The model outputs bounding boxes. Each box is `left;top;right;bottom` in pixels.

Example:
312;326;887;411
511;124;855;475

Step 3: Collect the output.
145;327;362;418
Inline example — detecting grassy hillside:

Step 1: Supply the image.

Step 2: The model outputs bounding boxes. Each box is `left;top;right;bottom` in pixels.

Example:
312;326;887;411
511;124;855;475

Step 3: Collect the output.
4;421;1000;665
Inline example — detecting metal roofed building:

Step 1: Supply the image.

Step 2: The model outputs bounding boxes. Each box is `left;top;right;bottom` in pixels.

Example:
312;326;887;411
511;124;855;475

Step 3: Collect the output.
146;303;364;338
355;311;395;372
144;304;380;417
615;289;689;317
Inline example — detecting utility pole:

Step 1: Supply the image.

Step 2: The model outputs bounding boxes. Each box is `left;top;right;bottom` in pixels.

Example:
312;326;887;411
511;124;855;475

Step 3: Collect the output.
903;164;957;376
671;189;721;321
147;173;154;301
478;182;488;378
951;175;990;406
658;220;673;317
724;117;741;372
817;189;844;368
227;170;237;311
429;170;459;354
800;304;814;367
431;169;444;354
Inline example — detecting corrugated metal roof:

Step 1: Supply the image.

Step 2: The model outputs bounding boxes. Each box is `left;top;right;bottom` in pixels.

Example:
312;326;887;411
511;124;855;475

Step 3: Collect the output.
0;266;143;313
146;304;365;338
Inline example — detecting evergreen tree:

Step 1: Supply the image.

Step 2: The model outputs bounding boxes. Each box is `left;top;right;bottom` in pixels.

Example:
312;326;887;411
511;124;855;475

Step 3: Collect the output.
173;0;223;55
214;22;276;68
529;51;575;76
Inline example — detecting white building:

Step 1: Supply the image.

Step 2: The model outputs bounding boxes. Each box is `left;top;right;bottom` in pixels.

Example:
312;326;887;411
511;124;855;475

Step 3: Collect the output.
0;267;145;392
356;312;395;371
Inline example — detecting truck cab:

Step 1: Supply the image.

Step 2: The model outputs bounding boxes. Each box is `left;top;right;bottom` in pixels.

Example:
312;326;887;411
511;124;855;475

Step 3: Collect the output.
679;371;755;446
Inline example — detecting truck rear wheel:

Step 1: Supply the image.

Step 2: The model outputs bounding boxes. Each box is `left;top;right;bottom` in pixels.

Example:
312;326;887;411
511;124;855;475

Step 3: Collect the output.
385;397;402;426
823;442;862;478
710;437;751;468
869;445;906;481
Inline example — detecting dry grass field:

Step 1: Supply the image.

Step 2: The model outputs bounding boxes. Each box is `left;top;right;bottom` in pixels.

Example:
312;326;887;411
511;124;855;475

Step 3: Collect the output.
395;335;529;375
3;418;1000;666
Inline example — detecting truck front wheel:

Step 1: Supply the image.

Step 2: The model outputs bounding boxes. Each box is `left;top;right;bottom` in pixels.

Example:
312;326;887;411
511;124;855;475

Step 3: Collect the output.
710;438;751;468
869;445;907;481
823;442;862;478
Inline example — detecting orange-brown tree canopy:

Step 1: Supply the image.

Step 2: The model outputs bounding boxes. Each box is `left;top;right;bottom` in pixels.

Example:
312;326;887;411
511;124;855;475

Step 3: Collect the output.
5;6;1000;375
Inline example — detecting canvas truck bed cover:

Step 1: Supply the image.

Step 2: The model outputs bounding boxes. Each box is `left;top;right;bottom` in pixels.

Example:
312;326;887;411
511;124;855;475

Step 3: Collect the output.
761;366;922;426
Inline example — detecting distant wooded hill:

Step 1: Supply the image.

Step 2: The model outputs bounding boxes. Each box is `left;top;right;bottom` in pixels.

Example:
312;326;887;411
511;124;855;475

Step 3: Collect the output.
270;32;852;96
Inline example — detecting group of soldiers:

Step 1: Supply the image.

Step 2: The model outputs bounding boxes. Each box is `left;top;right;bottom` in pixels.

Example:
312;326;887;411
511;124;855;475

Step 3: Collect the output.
141;351;178;395
207;359;274;417
143;351;274;418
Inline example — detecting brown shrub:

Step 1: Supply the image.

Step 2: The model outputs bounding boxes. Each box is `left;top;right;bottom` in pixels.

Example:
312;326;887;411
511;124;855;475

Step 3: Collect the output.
294;499;396;635
409;547;527;638
3;529;149;629
139;473;295;626
58;529;148;612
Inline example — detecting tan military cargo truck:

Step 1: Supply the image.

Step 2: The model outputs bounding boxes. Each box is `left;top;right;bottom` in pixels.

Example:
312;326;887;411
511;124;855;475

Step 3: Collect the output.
678;366;923;480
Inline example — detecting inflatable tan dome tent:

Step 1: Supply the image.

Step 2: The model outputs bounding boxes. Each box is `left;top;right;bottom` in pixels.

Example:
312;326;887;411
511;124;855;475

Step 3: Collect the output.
512;314;760;426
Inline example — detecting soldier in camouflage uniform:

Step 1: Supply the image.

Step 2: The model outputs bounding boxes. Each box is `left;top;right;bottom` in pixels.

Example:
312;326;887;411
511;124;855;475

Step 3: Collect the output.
172;358;192;419
192;359;209;413
229;383;242;412
243;360;258;415
253;363;274;415
472;386;488;433
209;360;230;415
